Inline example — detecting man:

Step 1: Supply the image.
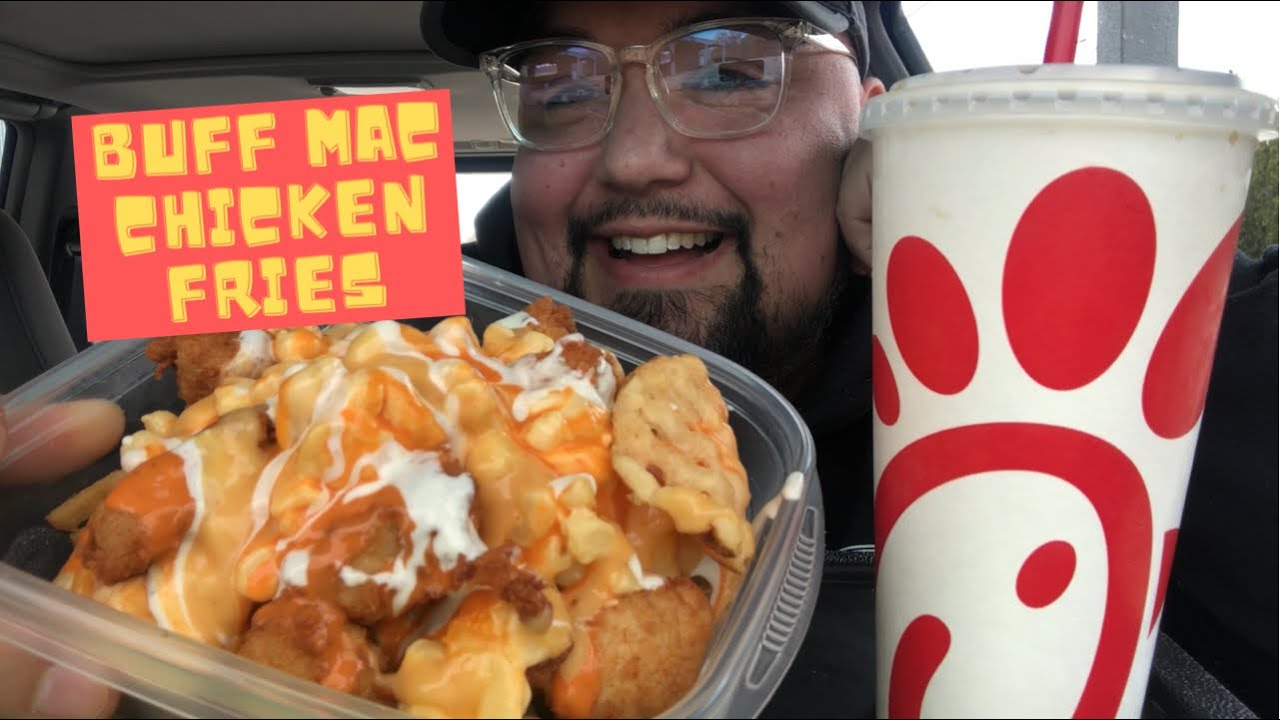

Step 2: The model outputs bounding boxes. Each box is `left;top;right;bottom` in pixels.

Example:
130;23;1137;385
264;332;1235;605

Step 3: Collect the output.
428;0;887;551
421;0;1278;716
0;1;1272;716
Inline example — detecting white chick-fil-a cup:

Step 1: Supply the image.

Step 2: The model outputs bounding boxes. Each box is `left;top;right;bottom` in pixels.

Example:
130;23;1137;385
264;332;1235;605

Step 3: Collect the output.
858;64;1277;719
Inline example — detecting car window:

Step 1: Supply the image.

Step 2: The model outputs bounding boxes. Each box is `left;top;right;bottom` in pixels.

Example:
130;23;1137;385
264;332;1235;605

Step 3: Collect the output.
901;2;1099;69
0;121;12;205
1179;1;1279;101
457;170;511;243
900;0;1277;260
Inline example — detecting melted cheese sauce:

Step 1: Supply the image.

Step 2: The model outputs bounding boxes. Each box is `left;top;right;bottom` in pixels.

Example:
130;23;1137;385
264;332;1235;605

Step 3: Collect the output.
56;311;750;717
393;589;573;718
225;330;274;378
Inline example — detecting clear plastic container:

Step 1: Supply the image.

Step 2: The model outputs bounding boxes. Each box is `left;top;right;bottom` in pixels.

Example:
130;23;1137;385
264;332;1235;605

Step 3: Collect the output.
0;257;824;719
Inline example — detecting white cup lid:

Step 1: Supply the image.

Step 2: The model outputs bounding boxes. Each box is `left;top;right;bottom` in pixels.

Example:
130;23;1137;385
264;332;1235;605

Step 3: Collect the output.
860;64;1279;139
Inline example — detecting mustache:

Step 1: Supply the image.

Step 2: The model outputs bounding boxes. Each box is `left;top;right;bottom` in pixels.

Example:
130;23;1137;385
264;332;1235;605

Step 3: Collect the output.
566;197;751;259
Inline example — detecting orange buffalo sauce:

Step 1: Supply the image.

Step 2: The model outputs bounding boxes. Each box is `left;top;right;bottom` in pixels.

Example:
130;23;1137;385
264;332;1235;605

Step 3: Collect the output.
550;625;602;720
245;594;380;695
56;309;745;719
101;452;194;561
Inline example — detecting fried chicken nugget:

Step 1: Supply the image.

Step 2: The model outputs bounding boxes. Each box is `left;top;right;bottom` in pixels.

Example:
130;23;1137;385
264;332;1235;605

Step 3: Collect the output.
524;299;626;383
285;501;475;626
80;451;194;585
320;509;424;626
469;545;553;628
146;329;282;405
78;410;271;586
522;297;577;340
549;578;714;719
610;355;755;572
146;333;241;405
235;594;390;703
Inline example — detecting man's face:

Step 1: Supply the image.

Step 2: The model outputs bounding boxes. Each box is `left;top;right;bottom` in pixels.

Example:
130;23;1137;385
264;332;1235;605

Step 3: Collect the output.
508;1;882;394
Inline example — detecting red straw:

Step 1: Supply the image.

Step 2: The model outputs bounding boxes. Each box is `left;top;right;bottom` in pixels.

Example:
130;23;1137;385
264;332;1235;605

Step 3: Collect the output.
1044;1;1085;63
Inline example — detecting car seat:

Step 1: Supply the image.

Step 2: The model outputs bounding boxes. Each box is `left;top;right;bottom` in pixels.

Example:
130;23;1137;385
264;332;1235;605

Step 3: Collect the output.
0;210;77;394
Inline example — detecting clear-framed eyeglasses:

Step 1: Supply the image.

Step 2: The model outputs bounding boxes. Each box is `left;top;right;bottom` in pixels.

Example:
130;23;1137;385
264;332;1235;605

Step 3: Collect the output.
479;17;856;151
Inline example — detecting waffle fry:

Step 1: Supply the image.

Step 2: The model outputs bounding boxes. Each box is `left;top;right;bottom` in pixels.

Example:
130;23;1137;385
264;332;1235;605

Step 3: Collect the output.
45;469;126;532
611;355;755;572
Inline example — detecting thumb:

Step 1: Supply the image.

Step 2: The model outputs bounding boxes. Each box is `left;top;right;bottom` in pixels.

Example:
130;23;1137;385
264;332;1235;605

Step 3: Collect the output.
837;138;874;275
0;644;119;718
0;400;124;486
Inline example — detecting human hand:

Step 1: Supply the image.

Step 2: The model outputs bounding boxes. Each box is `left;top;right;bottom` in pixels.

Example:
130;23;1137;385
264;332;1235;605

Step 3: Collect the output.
0;399;125;718
837;138;874;276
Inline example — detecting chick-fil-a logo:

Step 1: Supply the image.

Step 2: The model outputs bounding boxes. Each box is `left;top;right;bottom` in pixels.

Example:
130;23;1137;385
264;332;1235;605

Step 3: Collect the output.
872;167;1239;718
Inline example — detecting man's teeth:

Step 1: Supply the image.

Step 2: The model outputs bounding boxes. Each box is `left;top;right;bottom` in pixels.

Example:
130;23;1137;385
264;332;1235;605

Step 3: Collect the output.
609;233;717;255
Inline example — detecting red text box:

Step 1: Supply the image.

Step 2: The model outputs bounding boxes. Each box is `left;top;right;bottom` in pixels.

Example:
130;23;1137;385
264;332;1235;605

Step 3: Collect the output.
72;90;465;341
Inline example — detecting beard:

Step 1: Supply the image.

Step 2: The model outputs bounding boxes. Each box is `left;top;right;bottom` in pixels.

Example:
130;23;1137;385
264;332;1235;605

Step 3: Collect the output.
561;197;850;401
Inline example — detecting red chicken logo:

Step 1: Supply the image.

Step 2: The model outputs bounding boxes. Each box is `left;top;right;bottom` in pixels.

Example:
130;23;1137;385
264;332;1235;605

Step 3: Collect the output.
872;167;1241;718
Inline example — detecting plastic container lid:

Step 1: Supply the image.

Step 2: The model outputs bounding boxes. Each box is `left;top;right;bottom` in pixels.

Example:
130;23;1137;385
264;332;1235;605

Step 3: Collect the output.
860;64;1280;139
0;257;824;718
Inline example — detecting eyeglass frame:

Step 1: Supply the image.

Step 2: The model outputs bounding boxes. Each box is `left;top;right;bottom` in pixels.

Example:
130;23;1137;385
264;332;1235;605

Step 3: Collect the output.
478;16;857;151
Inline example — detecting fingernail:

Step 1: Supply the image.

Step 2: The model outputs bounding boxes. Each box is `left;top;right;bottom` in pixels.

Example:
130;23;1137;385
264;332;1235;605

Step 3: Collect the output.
31;665;115;718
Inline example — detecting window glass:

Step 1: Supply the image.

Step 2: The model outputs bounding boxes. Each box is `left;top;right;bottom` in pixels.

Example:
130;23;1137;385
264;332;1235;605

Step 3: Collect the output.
456;171;512;243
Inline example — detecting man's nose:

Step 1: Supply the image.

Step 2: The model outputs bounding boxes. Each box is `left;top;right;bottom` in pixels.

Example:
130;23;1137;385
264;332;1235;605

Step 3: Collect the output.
595;66;694;193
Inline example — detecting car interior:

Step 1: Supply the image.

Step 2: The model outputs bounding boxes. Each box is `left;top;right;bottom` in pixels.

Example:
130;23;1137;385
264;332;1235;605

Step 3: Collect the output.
0;1;927;389
0;2;1264;718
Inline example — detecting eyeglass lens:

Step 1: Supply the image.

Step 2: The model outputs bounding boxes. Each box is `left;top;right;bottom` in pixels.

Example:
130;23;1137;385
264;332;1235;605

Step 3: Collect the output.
495;23;788;148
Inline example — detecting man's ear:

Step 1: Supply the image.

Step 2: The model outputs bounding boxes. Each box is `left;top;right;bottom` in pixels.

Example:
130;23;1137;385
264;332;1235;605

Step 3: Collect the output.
862;76;887;103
